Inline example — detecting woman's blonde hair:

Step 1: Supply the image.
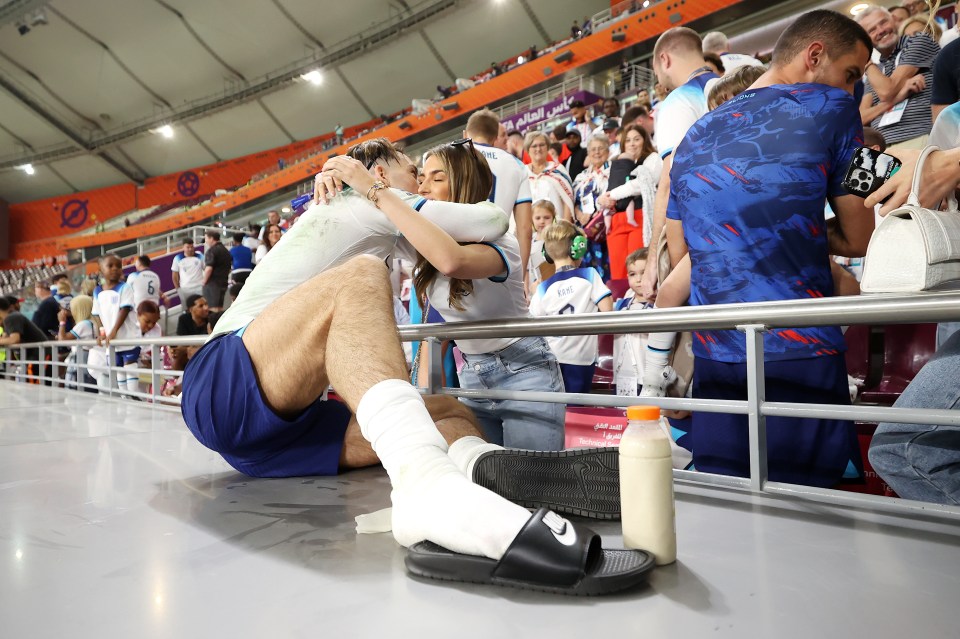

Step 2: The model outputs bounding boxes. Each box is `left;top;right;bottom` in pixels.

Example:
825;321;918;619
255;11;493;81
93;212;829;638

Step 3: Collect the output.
523;131;549;154
56;279;72;296
542;220;583;262
70;295;93;323
899;13;942;41
80;278;96;297
413;141;494;311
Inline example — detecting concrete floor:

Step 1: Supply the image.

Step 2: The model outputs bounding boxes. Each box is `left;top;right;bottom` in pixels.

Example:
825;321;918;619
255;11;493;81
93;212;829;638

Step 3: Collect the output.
1;380;958;638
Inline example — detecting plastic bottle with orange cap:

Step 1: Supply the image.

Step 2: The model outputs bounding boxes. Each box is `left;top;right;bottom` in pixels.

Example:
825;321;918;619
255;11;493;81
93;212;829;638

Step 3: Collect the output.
620;404;677;565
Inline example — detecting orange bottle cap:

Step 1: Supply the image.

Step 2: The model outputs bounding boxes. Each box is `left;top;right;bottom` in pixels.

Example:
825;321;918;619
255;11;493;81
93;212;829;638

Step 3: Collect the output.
626;405;661;421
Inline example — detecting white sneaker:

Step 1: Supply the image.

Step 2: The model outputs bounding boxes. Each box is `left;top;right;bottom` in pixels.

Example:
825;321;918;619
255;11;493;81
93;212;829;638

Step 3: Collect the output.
640;365;678;398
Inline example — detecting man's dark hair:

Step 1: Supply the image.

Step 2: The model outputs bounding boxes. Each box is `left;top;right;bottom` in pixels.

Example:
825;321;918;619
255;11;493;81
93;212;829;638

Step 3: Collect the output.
249;223;261;234
346;137;406;169
552;124;570;142
205;230;221;242
98;253;121;266
863;126;887;152
0;297;12;312
183;238;194;246
507;130;523;139
604;96;621;108
137;300;160;315
137;255;151;268
622;104;650;125
4;295;18;307
703;51;726;74
51;273;68;283
233;232;246;244
772;10;871;67
185;294;203;310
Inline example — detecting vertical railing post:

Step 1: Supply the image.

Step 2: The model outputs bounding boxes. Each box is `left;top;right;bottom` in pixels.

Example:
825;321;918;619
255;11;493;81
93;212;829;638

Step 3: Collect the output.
740;324;769;491
150;341;159;403
425;337;443;395
106;344;117;398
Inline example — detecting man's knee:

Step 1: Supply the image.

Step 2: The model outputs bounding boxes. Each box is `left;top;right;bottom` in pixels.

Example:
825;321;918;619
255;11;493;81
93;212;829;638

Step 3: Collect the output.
424;394;477;424
343;254;391;284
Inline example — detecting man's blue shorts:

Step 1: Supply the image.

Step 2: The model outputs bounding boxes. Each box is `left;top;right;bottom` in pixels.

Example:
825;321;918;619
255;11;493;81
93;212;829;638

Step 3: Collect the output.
691;354;862;488
181;330;352;477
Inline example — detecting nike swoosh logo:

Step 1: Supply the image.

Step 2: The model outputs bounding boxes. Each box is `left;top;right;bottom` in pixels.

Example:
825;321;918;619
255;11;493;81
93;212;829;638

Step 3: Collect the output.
543;511;577;546
573;461;591;500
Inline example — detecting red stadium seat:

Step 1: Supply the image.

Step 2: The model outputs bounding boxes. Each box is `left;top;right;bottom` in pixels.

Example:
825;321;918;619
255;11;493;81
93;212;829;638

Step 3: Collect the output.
859;323;937;406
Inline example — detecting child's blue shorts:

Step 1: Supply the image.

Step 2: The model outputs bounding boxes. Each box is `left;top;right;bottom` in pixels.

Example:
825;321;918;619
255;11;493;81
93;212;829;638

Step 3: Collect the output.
181;330;352;477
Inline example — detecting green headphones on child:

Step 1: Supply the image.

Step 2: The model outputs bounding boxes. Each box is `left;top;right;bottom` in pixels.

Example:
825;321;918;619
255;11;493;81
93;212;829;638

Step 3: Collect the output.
543;232;588;264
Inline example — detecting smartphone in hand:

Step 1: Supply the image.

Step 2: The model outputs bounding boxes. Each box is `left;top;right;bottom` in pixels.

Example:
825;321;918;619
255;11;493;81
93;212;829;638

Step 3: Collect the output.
842;147;902;198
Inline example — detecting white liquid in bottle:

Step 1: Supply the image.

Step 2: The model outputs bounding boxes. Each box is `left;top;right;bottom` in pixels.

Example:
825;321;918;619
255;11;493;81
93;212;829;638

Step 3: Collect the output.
619;405;677;565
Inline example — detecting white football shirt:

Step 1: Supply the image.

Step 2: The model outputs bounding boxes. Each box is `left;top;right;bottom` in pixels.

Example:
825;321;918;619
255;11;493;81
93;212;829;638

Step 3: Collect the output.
127;269;163;308
92;282;140;342
171;253;205;289
212;191;508;338
529;267;611;365
474;142;532;233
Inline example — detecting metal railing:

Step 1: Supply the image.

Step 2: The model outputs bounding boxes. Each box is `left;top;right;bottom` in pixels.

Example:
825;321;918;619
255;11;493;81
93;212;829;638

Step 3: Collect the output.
4;290;960;519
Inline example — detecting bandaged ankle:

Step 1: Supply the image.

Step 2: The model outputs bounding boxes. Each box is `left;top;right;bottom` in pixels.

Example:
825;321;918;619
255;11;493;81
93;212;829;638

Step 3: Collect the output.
448;436;503;479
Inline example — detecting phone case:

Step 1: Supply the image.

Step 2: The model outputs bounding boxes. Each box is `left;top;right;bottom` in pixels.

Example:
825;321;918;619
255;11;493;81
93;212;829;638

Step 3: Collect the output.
842;147;902;198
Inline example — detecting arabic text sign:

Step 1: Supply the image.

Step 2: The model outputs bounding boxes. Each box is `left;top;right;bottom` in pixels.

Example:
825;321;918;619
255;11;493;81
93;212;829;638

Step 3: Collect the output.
502;91;602;134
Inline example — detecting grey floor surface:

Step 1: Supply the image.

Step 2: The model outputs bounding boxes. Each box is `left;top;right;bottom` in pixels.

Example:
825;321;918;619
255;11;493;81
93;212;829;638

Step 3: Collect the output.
1;380;958;638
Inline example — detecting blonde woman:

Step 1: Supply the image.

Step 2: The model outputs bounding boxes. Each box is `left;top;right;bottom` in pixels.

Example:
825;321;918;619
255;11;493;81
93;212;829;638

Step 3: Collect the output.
57;295;97;391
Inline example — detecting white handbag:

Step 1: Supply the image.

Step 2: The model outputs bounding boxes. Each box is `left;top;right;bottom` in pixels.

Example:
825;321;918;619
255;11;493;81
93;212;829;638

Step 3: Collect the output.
860;146;960;293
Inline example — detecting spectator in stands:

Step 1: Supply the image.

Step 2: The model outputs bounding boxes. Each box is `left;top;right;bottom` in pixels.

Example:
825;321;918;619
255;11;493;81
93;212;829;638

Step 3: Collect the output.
903;0;927;16
177;294;211;336
128;255;167;310
890;5;911;26
320;140;565;450
601;118;621;156
228;232;254;286
703;51;726;76
505;129;524;159
464;109;534;285
598;124;661;279
136;300;162;371
701;31;765;73
53;278;73;310
562;128;587;181
528;199;556;293
571;20;581;39
335;123;344;145
529;221;612;394
80;278;96;297
528;44;538;61
612;248;656;397
582;15;592;36
597;97;621;129
243;224;262;252
92;254;141;395
258;210;288;240
566;99;596;141
255;224;283;264
549;124;574;165
57;295;96;392
491;61;502;76
640;26;719;300
0;296;47;377
857;5;940;150
172;239;204;308
636;87;652;109
931;38;960;122
863;130;960;504
202;231;231;314
3;295;20;312
524;131;574;222
622;104;656;139
494;123;509;150
573;134;612;280
32;281;60;338
662;9;875;487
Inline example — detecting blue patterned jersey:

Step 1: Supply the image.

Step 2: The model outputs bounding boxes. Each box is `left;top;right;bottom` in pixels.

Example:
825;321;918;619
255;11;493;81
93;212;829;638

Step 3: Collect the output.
666;83;864;363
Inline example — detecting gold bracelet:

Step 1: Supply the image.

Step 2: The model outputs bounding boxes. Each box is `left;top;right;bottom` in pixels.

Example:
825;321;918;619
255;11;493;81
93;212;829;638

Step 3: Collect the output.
366;180;387;205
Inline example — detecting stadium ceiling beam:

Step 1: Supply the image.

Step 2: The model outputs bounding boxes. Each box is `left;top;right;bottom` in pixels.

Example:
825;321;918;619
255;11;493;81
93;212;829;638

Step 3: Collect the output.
0;74;145;184
0;0;462;172
0;0;49;30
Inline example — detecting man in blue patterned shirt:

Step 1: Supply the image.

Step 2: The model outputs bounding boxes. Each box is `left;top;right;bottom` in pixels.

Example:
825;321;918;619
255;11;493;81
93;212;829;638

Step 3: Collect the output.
665;10;876;486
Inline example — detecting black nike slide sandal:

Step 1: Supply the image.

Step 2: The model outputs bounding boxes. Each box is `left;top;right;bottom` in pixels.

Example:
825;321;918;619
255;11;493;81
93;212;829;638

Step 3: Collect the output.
405;508;654;596
471;447;621;520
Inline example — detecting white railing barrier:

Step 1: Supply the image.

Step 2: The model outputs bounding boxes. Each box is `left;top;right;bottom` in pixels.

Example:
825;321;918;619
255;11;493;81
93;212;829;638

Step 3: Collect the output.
4;291;960;518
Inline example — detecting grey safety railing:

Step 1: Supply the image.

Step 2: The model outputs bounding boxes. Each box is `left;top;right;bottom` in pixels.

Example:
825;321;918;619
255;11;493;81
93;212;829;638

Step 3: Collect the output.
2;335;206;409
401;291;960;519
4;291;960;518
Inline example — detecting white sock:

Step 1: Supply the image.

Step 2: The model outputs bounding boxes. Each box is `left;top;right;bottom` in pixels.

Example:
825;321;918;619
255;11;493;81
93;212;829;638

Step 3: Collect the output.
356;379;529;559
123;362;139;393
448;436;504;479
643;324;677;387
